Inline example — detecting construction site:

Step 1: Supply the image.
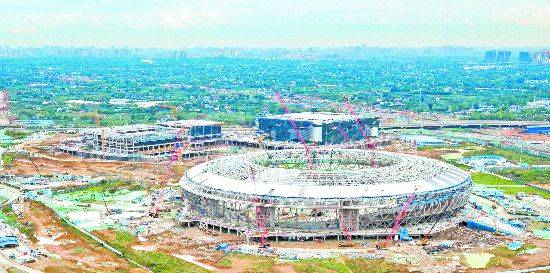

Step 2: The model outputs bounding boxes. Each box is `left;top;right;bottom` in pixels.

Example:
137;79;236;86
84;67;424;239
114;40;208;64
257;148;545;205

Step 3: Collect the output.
59;120;224;161
1;99;549;272
181;149;471;242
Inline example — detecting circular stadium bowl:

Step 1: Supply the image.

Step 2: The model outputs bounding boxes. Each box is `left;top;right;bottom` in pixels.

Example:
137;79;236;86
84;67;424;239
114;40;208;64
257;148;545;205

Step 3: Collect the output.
180;149;472;239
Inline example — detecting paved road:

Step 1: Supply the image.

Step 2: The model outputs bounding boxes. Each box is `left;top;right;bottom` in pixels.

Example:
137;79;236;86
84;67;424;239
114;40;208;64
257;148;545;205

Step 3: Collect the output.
381;120;550;129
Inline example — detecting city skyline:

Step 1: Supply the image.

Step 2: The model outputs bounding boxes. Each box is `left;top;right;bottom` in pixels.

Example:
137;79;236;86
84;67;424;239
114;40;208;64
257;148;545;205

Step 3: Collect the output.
1;0;549;48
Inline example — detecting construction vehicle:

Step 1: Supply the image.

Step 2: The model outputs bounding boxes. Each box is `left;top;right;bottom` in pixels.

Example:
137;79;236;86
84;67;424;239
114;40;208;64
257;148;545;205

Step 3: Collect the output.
338;240;355;248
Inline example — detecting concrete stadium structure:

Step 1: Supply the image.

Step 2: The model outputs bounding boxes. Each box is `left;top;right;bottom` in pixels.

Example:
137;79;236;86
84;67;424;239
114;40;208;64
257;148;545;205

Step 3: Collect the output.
180;149;472;240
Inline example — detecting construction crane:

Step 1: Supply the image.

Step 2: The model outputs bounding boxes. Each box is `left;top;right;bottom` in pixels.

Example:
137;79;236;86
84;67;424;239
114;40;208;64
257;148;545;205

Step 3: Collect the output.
419;201;453;246
273;92;312;169
177;142;190;162
338;212;355;247
334;125;352;146
343;99;376;167
255;196;271;248
377;191;416;249
162;126;189;185
257;135;265;149
249;166;270;248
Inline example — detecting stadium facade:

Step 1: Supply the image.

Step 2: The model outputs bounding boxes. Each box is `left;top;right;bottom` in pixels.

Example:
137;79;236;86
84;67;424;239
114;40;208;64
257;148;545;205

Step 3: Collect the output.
257;112;379;144
180;149;472;240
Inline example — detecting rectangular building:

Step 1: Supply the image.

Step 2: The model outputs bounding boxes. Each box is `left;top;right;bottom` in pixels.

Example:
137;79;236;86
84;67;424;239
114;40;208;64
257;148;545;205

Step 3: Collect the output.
81;120;223;156
257;112;379;144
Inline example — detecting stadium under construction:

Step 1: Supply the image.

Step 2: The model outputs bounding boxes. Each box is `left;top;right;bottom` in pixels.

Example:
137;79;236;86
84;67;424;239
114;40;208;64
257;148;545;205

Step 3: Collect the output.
180;148;472;241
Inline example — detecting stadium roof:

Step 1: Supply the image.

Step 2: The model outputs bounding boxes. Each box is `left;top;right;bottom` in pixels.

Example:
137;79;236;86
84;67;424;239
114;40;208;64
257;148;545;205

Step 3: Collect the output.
182;149;470;200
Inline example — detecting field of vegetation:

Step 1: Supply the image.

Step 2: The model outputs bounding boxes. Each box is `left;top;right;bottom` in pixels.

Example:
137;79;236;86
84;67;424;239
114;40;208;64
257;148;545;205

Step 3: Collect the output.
2;56;549;127
486;243;537;269
463;146;549;165
497;169;550;184
471;172;550;199
215;254;406;273
0;205;37;243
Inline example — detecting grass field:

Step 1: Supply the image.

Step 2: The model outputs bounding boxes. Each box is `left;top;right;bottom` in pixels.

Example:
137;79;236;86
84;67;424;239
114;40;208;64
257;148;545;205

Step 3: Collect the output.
292;258;405;273
497;169;550;184
472;172;550;199
487;243;537;269
471;172;518;186
0;205;37;243
492;186;550;199
463;146;549;165
216;255;406;273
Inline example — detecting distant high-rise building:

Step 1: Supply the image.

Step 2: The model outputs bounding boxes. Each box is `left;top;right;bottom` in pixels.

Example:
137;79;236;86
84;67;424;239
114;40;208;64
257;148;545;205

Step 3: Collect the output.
496;50;511;63
519;51;532;62
484;50;497;62
533;50;550;65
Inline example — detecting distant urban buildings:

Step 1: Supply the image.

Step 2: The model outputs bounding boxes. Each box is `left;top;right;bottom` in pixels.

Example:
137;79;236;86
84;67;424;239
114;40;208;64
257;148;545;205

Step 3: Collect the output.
484;50;511;63
0;45;480;60
483;49;549;65
533;50;550;65
519;51;532;63
497;50;511;62
484;50;497;62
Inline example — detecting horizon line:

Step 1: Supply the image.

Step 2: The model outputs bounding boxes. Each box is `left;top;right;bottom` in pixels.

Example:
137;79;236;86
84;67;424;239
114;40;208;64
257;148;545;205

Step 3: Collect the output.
1;44;549;50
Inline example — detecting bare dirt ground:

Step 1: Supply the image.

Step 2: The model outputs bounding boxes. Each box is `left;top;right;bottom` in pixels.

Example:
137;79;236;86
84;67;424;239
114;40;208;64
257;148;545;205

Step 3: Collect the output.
469;238;550;273
5;133;549;273
533;183;550;191
5;132;231;186
94;227;244;270
18;201;147;273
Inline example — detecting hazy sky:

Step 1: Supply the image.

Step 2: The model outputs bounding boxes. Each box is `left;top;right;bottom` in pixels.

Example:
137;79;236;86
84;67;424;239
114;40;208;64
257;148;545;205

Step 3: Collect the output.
1;0;549;48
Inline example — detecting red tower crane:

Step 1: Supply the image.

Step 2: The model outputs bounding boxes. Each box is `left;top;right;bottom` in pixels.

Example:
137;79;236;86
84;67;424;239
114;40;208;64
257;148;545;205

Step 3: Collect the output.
250;166;270;247
335;125;352;146
377;192;416;249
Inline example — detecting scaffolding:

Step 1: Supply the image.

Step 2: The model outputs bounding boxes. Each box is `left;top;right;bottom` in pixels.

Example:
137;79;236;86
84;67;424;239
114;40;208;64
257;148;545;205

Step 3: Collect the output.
181;149;472;240
79;120;223;159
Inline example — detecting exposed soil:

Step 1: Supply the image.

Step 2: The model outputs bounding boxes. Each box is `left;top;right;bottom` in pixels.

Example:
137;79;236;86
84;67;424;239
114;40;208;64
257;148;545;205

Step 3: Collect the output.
19;201;146;273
